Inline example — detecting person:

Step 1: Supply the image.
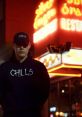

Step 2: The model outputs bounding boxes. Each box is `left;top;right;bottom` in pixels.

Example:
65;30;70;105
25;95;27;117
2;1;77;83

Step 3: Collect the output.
0;32;50;117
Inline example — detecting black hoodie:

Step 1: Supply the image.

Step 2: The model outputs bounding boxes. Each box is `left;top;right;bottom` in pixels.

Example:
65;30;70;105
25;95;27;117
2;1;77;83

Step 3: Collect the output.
0;56;50;117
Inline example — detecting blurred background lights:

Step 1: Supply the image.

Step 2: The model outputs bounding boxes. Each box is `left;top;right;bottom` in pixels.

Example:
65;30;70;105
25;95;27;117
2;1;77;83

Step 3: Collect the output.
50;106;56;112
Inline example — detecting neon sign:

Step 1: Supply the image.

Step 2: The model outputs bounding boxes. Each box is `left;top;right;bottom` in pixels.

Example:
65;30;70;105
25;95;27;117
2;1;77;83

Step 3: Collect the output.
33;0;57;43
35;52;61;69
62;48;82;65
34;8;56;30
60;18;82;31
60;0;82;31
34;0;56;30
33;0;82;44
67;0;82;5
33;19;57;43
61;3;82;16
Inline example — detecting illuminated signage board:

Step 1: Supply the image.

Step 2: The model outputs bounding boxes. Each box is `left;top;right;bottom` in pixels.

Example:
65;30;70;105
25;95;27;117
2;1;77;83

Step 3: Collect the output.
33;0;57;43
33;19;57;43
60;18;82;31
60;0;82;31
35;49;82;78
34;0;56;30
62;48;82;65
36;48;82;69
61;0;82;16
33;0;82;44
36;52;61;69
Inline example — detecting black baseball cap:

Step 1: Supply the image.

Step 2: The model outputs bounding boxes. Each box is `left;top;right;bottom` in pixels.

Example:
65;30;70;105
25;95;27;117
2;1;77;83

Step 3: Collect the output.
13;32;30;47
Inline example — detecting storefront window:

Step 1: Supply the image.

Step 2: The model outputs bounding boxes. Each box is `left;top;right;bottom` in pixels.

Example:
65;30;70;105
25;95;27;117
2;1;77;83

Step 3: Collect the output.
49;77;82;117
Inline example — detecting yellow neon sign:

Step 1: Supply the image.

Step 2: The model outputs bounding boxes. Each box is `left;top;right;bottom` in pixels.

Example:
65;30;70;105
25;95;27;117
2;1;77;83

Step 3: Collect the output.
67;0;82;5
34;0;56;30
61;0;82;16
60;0;82;31
35;0;54;18
34;8;56;30
49;72;81;78
61;3;82;16
48;63;82;73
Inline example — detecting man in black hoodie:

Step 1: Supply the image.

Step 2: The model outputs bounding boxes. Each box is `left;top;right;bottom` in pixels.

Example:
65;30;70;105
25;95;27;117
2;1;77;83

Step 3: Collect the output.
0;32;50;117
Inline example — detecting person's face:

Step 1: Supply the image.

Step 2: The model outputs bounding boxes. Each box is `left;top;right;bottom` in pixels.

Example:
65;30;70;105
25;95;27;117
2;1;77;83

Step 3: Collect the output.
13;42;31;60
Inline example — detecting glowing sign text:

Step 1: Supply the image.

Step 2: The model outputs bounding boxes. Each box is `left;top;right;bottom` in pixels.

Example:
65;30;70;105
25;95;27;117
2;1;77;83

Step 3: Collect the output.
35;0;54;17
34;0;56;30
67;0;82;5
33;19;57;43
60;18;82;31
60;0;82;31
61;0;82;16
61;3;82;16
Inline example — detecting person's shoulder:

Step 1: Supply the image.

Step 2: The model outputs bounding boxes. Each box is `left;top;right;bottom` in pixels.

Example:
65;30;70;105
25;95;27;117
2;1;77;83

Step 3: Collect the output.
33;59;46;69
33;58;43;65
0;59;10;68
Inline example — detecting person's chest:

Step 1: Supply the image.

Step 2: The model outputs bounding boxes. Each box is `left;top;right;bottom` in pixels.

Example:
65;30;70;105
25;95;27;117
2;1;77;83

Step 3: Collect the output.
3;62;40;92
